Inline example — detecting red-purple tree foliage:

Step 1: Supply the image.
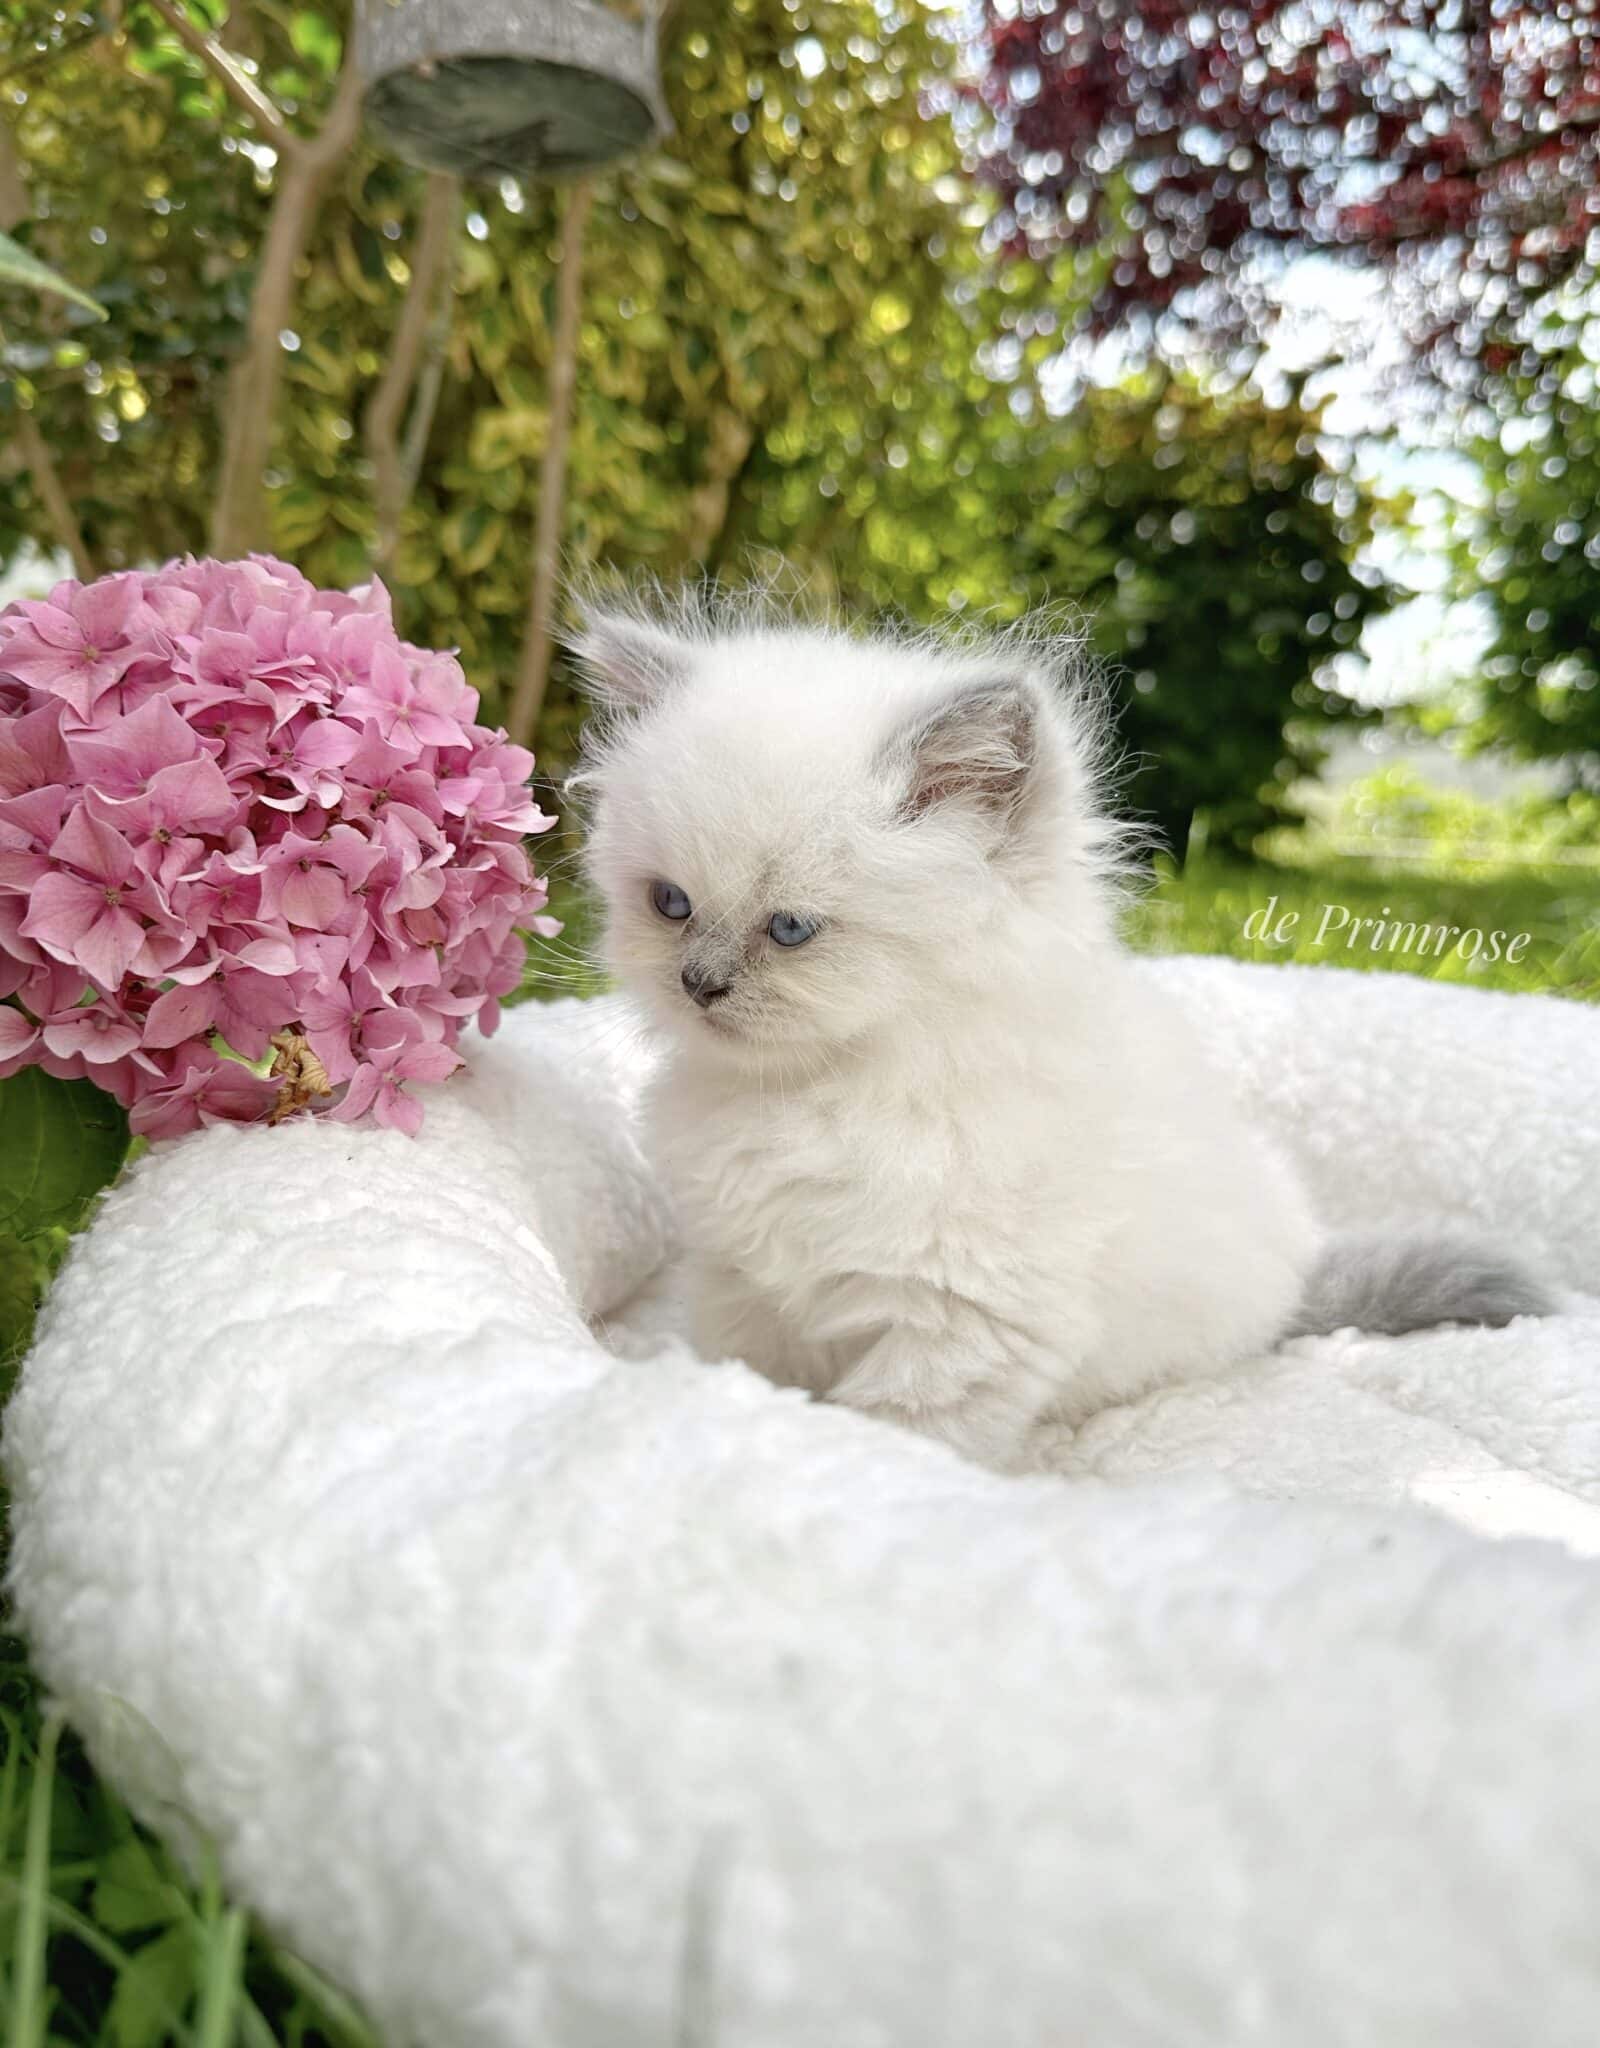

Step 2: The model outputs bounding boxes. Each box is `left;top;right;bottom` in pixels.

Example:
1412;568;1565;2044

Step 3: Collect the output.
974;1;1600;366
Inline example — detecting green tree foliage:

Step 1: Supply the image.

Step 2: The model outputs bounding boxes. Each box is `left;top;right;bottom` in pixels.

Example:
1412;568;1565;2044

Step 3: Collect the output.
1;0;1375;834
1041;378;1378;858
740;353;1380;857
1462;361;1600;767
2;1;968;745
0;1073;128;1366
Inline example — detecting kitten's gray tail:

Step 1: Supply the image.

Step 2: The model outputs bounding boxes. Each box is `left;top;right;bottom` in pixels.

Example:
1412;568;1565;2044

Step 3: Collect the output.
1286;1228;1556;1340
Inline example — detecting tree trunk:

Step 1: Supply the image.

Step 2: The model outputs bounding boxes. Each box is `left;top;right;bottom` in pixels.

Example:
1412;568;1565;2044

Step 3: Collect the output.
0;114;97;580
508;177;596;750
219;4;264;66
364;171;462;580
208;55;366;559
10;413;96;581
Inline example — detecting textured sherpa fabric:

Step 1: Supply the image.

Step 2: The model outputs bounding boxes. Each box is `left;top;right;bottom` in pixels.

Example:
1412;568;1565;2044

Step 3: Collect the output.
6;961;1600;2048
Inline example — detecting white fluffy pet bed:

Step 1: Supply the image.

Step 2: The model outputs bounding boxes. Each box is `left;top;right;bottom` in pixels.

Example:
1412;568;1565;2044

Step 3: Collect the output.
6;958;1600;2048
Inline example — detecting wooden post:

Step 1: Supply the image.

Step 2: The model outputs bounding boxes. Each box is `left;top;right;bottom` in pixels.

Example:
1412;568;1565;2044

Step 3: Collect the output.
507;177;596;749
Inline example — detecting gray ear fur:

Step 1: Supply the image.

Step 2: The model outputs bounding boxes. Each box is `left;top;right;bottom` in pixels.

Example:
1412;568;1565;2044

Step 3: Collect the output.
889;674;1041;826
569;609;691;713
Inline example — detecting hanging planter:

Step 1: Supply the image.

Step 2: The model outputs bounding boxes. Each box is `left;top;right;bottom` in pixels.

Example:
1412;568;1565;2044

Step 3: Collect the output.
358;0;670;181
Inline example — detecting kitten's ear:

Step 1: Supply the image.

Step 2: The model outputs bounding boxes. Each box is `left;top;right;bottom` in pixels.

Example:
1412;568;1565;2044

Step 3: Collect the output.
888;674;1041;828
569;609;691;713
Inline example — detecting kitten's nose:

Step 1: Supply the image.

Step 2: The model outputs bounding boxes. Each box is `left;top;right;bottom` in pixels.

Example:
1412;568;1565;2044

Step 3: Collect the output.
681;963;732;1008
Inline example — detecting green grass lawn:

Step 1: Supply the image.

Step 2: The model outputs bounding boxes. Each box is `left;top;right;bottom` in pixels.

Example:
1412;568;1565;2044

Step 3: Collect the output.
3;847;1596;2044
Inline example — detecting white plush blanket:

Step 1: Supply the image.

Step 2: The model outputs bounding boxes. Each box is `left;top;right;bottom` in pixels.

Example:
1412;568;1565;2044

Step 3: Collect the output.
6;959;1600;2048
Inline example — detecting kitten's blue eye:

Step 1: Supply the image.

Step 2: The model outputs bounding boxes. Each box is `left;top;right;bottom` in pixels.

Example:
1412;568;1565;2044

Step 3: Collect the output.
651;880;692;922
768;911;817;949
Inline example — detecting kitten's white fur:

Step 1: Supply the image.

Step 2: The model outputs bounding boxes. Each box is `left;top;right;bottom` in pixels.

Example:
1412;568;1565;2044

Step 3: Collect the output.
575;598;1318;1468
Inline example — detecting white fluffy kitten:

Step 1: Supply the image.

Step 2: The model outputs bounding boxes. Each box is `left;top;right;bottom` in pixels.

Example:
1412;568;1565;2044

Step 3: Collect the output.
574;600;1548;1468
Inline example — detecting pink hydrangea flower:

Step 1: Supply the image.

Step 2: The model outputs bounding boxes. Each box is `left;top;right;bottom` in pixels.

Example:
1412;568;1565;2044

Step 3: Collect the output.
0;555;557;1137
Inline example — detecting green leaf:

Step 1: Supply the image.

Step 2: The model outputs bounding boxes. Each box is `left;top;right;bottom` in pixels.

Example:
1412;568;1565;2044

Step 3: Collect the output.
107;1924;194;2048
0;1232;36;1378
442;503;508;575
289;8;344;79
92;1834;183;1937
0;231;107;320
269;481;331;553
0;1067;130;1239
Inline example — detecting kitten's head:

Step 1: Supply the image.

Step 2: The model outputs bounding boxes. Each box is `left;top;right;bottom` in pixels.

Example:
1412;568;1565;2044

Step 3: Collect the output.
571;595;1119;1063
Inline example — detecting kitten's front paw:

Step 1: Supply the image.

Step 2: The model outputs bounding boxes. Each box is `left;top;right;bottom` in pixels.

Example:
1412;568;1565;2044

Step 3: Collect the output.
829;1350;1031;1471
829;1342;929;1419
